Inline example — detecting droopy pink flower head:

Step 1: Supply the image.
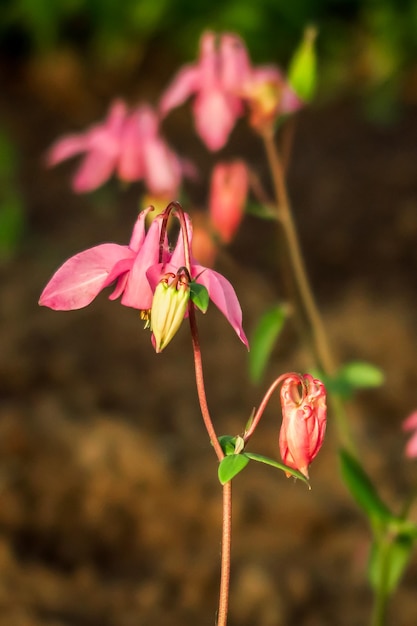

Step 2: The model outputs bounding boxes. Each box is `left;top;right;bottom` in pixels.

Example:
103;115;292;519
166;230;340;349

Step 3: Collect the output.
47;100;192;197
39;203;248;351
146;209;249;348
209;160;248;244
403;411;417;459
279;373;326;478
160;31;250;151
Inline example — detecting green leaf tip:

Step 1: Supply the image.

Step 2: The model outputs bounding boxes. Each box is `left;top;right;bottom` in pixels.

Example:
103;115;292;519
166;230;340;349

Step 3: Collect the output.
218;454;250;485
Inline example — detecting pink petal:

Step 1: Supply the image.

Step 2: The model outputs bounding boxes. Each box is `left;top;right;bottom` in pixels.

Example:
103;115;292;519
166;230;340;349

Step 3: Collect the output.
192;264;248;347
403;411;417;431
194;89;241;151
159;65;201;116
143;139;182;197
209;160;248;243
405;430;417;459
220;33;252;91
39;244;135;310
47;134;90;166
118;110;145;181
121;215;165;310
128;206;155;252
72;146;119;192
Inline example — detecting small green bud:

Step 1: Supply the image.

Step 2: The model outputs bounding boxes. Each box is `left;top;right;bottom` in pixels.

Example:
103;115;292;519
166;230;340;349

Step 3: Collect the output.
151;271;190;353
288;26;318;103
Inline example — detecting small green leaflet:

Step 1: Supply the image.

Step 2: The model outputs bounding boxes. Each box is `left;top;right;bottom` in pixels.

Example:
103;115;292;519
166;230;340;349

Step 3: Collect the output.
190;282;209;313
218;454;250;484
217;448;310;487
244;452;310;487
249;304;287;383
310;361;384;400
339;448;392;528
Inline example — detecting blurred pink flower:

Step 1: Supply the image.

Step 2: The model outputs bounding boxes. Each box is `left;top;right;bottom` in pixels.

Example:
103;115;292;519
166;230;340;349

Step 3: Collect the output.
160;31;250;151
279;373;327;478
47;100;193;196
403;411;417;458
160;30;302;149
209;160;248;243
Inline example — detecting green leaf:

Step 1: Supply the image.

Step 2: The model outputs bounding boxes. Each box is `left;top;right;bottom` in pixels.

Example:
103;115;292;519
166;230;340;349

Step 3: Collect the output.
310;361;385;400
249;304;287;383
288;26;318;102
218;454;250;485
218;435;237;456
244;452;310;487
339;361;385;389
339;449;392;528
369;534;415;594
245;202;277;221
190;282;209;313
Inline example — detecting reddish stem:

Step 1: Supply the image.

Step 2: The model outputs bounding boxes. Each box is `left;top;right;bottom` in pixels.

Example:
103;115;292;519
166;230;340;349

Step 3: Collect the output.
188;304;233;626
243;372;300;444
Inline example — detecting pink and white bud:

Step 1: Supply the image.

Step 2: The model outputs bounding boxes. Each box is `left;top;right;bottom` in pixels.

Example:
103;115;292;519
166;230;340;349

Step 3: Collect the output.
209;160;248;244
279;373;326;478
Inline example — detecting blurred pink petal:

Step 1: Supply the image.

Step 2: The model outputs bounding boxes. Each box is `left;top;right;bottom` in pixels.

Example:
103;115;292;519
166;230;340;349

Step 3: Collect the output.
403;411;417;459
209;160;248;243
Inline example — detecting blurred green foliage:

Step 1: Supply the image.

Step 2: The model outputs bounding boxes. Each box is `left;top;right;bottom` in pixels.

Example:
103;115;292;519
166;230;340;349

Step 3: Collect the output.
0;130;25;262
1;0;417;87
1;0;417;118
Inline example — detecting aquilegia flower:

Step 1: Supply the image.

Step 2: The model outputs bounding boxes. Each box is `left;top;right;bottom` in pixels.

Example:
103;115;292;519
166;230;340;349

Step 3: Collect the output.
47;100;192;197
403;411;417;458
160;30;302;150
160;31;248;151
39;204;248;352
279;373;326;478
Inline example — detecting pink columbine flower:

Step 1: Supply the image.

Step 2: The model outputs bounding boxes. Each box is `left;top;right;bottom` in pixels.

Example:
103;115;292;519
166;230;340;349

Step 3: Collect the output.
47;100;191;197
160;30;302;149
403;411;417;458
147;211;249;348
279;373;326;478
39;204;248;351
38;206;167;312
160;31;250;151
209;160;248;244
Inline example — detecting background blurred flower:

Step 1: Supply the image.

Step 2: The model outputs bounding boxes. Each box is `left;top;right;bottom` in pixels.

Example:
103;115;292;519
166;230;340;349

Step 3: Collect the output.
209;160;248;244
160;31;250;151
403;411;417;458
47;100;193;197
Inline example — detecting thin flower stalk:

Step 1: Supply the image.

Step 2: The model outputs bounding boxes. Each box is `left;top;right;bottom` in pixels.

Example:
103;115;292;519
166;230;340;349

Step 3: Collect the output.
261;127;355;454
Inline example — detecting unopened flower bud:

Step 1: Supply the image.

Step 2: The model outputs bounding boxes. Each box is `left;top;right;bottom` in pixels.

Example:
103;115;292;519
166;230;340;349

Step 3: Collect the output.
151;271;190;353
279;373;326;478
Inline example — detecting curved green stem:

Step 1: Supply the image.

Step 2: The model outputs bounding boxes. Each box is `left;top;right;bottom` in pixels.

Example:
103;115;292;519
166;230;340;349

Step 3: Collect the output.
261;128;355;453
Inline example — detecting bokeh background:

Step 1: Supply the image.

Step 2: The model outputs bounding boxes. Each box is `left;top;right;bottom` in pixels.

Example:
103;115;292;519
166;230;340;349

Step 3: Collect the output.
1;1;417;625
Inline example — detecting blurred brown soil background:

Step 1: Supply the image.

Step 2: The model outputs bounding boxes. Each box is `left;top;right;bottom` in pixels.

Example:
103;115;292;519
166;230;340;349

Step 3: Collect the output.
1;49;417;626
